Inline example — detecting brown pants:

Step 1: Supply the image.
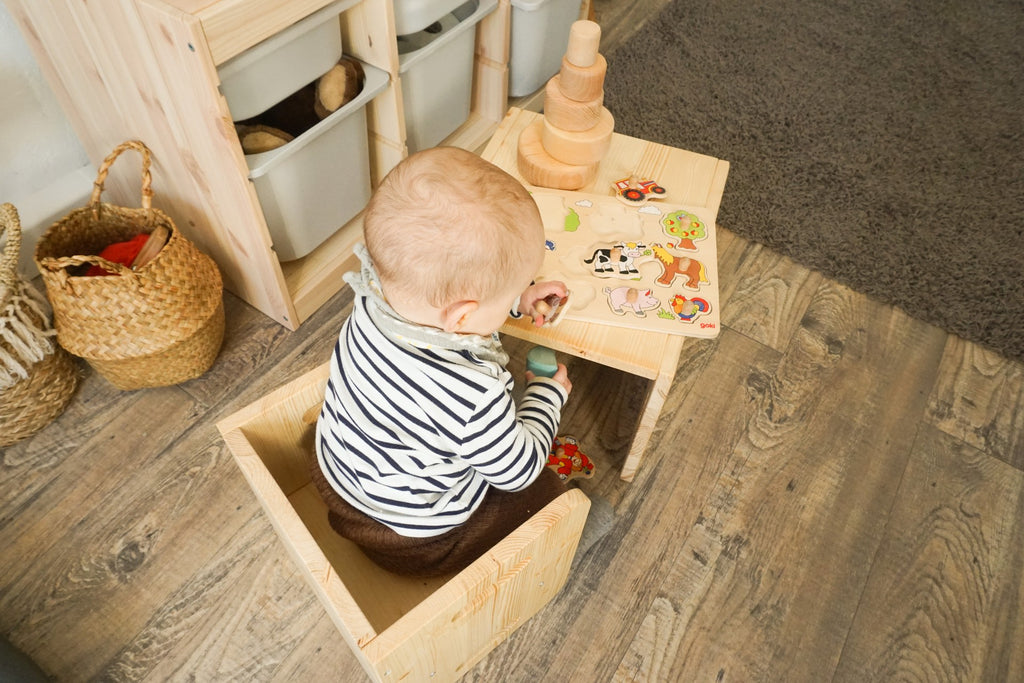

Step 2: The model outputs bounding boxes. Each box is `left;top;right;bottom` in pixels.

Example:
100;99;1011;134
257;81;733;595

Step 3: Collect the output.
309;455;566;577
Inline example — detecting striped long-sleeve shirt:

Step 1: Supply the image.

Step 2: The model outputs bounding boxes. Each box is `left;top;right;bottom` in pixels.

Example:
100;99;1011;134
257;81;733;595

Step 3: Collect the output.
315;295;568;537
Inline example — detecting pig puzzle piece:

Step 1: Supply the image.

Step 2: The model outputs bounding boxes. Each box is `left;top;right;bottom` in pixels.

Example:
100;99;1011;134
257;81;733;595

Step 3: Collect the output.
546;435;596;482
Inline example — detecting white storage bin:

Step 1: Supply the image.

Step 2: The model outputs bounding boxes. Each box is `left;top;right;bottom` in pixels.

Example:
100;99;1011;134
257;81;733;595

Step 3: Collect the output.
508;0;581;97
397;0;498;153
218;0;360;121
392;0;468;35
245;63;389;262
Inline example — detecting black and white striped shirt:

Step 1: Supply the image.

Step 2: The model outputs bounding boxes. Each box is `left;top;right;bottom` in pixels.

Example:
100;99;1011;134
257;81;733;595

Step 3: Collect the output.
315;296;567;537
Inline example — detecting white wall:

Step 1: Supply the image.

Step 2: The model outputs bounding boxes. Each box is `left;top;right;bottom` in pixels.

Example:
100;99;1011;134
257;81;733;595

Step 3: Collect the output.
1;4;93;277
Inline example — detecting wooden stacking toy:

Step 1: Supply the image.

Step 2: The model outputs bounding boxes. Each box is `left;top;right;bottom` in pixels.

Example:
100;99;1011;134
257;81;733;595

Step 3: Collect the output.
517;20;614;190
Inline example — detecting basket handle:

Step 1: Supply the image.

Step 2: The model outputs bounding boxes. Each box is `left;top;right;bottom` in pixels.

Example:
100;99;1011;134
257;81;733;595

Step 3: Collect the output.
44;254;134;277
42;253;137;294
1;202;23;301
90;140;155;223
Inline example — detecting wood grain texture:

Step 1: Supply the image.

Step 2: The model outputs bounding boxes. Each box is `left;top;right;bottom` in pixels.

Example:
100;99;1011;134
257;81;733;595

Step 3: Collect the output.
925;335;1024;470
834;425;1024;682
612;284;948;682
2;1;1023;681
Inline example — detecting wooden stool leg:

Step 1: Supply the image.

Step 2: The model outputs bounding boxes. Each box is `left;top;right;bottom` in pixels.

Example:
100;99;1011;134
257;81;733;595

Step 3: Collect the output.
620;338;682;482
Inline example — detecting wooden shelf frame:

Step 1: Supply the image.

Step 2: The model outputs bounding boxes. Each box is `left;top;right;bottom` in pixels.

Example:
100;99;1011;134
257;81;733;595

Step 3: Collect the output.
6;0;515;329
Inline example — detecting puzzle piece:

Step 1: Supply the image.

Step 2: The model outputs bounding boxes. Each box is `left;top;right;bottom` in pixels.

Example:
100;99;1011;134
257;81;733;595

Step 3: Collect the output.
546;435;596;481
581;241;650;278
533;291;570;326
604;285;660;317
661;208;708;250
611;176;667;206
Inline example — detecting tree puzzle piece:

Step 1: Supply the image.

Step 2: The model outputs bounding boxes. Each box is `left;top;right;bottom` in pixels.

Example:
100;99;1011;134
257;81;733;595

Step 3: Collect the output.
661;209;708;250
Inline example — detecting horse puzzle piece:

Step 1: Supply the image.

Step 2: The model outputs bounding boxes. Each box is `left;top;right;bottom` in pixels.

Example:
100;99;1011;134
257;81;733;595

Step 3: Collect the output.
648;244;708;289
546;435;595;481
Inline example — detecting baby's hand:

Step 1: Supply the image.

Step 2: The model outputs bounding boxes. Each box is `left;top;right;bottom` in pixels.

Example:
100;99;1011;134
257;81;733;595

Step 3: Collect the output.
520;281;568;327
526;363;572;395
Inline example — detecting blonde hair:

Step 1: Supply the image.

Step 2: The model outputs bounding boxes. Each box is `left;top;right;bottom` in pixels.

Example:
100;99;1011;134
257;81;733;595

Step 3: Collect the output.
364;147;542;307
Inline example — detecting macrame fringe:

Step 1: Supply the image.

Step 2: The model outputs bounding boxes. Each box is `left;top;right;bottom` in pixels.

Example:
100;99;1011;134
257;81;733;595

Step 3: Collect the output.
0;280;57;390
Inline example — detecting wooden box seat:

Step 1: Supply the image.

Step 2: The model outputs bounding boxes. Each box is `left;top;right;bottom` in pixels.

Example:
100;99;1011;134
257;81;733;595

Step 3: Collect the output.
217;363;590;682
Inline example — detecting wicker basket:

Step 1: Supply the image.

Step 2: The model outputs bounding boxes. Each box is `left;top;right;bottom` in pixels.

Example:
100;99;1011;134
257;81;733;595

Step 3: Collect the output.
34;140;224;391
1;203;79;447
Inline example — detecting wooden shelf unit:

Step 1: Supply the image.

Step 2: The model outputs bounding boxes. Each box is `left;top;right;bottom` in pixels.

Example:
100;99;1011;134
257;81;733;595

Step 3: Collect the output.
6;0;515;329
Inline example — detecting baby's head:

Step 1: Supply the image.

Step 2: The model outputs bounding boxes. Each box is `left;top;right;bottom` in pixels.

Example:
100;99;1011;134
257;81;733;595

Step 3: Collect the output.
364;147;543;334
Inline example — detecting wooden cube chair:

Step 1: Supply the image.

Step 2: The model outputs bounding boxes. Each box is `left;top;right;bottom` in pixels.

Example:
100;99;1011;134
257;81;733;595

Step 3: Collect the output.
218;363;590;682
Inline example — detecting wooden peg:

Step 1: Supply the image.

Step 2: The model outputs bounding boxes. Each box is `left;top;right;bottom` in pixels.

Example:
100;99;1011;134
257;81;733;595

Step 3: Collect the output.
517;119;599;190
564;20;601;68
558;53;607;102
541;107;615;166
543;74;604;132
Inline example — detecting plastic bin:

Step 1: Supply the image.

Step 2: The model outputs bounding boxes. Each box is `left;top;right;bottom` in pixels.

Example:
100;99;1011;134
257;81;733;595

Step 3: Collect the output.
218;0;360;121
392;0;468;35
508;0;581;97
397;0;498;153
244;63;389;262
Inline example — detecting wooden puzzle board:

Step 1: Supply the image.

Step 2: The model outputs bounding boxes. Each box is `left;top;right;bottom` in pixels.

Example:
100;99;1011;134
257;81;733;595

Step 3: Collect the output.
532;189;721;338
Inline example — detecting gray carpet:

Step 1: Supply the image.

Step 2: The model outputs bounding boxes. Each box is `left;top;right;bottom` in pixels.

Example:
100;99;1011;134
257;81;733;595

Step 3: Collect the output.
602;0;1024;363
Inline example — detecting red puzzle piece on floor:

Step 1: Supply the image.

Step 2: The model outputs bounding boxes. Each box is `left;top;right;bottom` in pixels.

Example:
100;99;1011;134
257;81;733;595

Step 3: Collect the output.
546;435;595;481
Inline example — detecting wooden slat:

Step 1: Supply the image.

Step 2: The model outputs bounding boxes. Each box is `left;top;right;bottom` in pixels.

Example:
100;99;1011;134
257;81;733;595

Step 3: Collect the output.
171;0;338;65
925;335;1024;469
137;0;299;327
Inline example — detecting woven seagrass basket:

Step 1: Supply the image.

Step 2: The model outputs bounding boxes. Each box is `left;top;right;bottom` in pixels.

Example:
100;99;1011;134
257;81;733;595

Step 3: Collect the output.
0;203;79;447
34;140;224;391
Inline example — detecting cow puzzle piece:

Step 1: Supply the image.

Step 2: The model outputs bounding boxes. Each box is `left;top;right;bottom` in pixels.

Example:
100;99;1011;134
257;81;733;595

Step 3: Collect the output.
582;241;650;278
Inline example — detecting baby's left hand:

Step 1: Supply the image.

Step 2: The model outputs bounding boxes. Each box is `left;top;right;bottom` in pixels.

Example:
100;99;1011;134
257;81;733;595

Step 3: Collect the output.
520;281;568;327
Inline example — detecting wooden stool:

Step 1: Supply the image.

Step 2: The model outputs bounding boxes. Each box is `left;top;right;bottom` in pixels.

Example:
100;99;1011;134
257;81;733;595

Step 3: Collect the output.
218;363;591;682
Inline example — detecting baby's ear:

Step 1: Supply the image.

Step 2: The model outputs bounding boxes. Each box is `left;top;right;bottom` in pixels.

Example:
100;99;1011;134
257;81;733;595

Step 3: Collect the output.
442;300;479;333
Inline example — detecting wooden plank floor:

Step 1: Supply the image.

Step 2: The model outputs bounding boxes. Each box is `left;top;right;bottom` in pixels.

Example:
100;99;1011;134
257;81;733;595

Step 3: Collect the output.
3;3;1023;680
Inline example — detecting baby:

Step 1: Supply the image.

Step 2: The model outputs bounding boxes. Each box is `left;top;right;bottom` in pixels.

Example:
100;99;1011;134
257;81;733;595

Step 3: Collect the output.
312;146;571;577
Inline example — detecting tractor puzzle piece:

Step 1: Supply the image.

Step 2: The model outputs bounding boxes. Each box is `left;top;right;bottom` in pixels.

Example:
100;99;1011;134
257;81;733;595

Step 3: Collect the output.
612;176;667;206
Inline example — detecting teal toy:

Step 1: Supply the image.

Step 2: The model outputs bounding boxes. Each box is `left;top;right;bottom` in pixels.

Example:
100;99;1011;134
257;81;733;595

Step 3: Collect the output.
526;346;559;378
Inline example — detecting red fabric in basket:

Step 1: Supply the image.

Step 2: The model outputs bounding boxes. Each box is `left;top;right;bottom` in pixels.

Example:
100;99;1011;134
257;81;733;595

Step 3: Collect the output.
85;233;149;276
